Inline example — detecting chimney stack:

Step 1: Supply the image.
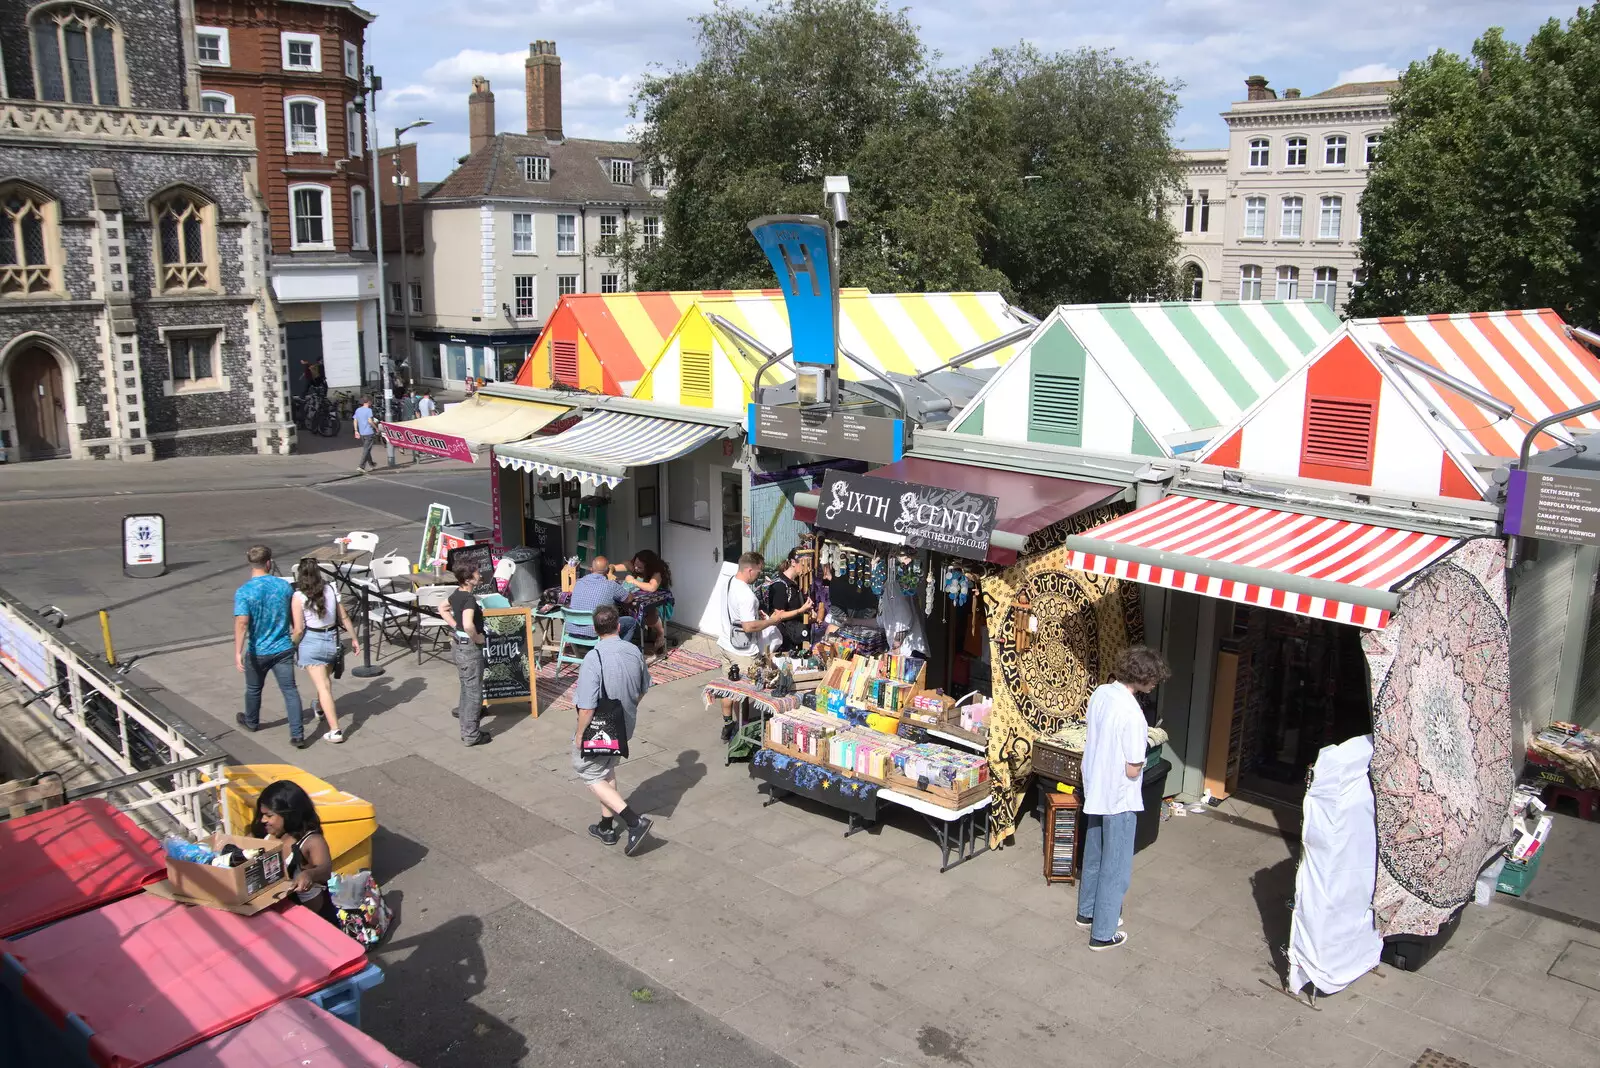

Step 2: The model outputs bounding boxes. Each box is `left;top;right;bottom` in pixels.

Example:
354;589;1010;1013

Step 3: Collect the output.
1244;75;1275;102
468;76;496;154
525;40;562;140
1284;88;1301;99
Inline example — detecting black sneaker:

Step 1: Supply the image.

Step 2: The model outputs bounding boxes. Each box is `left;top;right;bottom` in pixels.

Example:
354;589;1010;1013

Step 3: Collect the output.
1075;915;1124;930
1088;931;1130;952
235;714;257;733
720;719;738;742
464;732;493;747
292;736;314;750
589;823;620;846
624;817;653;856
452;709;460;718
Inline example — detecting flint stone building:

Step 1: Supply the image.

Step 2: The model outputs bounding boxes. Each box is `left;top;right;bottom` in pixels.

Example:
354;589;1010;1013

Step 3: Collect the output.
0;0;286;461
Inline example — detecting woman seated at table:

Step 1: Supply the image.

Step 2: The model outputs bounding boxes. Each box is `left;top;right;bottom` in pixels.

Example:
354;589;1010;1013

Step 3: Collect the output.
620;550;672;657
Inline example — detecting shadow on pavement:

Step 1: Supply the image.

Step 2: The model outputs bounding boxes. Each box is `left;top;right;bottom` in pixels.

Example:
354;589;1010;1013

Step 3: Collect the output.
1251;853;1299;983
630;748;708;818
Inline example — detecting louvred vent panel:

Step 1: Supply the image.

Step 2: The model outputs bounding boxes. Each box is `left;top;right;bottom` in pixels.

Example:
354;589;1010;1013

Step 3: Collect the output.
1303;395;1376;469
551;339;579;384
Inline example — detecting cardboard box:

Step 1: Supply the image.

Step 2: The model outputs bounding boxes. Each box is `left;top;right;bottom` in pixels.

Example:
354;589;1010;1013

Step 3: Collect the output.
166;833;290;906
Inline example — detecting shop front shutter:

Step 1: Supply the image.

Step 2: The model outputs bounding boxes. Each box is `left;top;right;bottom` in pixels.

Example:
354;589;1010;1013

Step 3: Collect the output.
681;347;714;407
1510;542;1577;736
1029;373;1083;446
551;339;579;385
1302;395;1376;470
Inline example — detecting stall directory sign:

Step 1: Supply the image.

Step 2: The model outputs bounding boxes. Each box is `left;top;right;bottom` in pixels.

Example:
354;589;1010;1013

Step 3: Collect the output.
122;514;167;578
1504;468;1600;546
482;607;538;717
748;404;905;465
814;471;999;561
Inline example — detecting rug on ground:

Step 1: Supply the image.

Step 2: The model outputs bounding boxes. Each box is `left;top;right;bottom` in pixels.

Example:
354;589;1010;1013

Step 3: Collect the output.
535;647;721;714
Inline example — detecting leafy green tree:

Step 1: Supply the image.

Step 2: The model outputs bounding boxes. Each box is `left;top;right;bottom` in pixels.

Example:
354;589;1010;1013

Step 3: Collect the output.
631;0;1183;313
1351;8;1600;321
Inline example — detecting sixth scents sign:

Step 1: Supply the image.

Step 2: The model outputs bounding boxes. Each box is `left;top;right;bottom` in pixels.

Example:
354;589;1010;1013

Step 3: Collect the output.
815;471;999;561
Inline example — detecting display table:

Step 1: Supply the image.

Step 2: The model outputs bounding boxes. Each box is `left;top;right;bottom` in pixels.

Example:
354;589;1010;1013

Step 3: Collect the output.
748;750;989;872
703;680;803;764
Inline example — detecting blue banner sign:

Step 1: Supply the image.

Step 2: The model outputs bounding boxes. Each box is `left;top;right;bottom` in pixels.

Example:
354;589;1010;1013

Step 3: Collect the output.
749;215;835;366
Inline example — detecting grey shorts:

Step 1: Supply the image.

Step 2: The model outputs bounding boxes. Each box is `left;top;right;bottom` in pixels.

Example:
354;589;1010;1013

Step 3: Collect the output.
571;743;619;784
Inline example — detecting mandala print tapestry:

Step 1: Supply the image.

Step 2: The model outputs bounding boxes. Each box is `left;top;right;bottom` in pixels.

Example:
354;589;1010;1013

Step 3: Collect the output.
1362;537;1512;938
979;504;1141;847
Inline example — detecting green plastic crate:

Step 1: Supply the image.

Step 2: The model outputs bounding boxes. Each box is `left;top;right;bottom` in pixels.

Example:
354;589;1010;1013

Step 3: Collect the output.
1496;851;1542;896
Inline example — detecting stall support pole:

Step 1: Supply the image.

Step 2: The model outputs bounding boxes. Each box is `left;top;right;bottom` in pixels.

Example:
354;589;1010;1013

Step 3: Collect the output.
350;584;385;678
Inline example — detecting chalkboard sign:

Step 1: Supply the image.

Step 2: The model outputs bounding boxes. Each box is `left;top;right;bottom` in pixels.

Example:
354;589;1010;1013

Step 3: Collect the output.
815;470;999;561
419;502;452;569
481;607;537;716
447;543;497;593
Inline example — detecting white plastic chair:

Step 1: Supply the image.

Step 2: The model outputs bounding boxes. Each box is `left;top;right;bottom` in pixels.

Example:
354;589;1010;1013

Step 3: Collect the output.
369;556;412;591
341;531;380;580
415;585;454;665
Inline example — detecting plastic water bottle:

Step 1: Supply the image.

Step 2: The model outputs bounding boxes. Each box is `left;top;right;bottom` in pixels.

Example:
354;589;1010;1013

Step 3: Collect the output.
162;836;215;865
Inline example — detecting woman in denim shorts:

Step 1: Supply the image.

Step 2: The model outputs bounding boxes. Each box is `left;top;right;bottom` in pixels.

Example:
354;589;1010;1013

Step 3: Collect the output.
291;557;360;744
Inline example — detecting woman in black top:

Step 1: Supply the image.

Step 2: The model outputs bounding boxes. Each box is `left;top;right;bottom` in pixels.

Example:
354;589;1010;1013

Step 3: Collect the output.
766;548;810;652
250;780;337;923
438;564;491;746
623;550;672;657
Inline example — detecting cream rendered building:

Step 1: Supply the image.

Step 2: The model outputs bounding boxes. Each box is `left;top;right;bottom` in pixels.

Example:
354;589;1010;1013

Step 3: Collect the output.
1173;76;1395;312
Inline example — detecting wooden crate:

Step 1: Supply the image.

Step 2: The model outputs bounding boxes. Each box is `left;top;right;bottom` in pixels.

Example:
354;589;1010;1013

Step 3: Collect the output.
884;772;991;809
762;731;831;767
1043;792;1081;884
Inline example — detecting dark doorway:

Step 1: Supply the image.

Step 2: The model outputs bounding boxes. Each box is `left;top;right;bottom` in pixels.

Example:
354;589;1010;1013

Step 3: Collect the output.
11;345;69;459
285;321;323;402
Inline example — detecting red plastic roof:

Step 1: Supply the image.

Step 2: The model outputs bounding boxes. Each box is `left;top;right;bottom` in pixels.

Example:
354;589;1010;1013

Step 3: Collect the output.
0;798;165;939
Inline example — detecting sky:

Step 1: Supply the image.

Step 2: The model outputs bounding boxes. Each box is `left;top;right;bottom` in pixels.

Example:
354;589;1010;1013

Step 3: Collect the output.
367;1;1585;182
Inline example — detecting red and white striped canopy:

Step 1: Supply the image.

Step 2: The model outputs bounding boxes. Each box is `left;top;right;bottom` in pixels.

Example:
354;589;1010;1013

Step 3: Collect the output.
1063;495;1462;629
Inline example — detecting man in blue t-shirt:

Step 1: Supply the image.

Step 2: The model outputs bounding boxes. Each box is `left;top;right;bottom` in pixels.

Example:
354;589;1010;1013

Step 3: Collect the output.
354;396;378;472
567;557;638;643
233;544;308;747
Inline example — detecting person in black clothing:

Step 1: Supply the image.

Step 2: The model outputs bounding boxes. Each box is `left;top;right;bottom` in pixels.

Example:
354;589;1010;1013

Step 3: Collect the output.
766;548;810;652
438;564;492;747
300;360;327;397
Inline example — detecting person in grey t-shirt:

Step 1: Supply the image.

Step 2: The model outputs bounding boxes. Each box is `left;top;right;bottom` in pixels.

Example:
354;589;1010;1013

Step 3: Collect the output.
573;604;654;854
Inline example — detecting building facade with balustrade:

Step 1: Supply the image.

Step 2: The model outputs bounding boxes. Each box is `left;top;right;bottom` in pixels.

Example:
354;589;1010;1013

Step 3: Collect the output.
0;0;284;461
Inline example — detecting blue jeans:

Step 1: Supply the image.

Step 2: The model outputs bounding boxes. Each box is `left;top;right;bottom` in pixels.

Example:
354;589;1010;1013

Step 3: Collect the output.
243;648;305;740
1077;810;1137;943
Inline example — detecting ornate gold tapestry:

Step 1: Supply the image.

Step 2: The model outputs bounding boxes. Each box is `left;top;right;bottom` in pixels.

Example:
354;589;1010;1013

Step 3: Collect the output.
980;503;1141;847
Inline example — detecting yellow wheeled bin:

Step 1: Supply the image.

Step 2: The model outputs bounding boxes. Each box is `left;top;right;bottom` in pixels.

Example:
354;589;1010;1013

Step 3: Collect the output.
222;764;376;876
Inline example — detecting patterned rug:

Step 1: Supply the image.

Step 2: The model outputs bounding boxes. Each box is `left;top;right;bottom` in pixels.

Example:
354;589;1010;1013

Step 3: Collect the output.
536;646;721;715
1412;1051;1477;1068
1363;537;1512;938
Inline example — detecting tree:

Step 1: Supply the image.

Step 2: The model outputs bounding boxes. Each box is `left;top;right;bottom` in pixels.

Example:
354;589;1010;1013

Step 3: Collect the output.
1350;8;1600;321
631;0;1183;313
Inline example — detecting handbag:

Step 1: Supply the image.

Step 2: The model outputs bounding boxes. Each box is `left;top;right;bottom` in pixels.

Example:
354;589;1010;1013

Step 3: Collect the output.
329;870;391;947
333;643;345;680
725;577;752;681
579;648;629;758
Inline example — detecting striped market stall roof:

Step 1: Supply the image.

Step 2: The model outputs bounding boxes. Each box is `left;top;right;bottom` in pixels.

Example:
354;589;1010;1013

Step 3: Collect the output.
632;290;1031;413
1063;494;1462;629
516;290;780;394
493;410;736;488
950;301;1339;456
1348;310;1600;457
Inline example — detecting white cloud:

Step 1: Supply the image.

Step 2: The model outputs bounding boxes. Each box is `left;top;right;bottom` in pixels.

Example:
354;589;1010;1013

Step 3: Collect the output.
1336;62;1402;84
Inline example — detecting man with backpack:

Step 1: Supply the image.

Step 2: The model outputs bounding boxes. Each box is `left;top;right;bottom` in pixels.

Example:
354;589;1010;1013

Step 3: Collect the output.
573;604;654;854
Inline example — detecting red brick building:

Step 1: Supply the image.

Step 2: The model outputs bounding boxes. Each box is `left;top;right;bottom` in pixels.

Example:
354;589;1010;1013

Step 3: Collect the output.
193;0;378;398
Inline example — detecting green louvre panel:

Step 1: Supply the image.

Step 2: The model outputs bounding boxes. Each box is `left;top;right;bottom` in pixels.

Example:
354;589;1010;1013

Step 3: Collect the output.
1027;321;1086;447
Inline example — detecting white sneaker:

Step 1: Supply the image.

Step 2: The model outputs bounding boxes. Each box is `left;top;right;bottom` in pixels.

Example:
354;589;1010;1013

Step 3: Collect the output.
323;730;345;744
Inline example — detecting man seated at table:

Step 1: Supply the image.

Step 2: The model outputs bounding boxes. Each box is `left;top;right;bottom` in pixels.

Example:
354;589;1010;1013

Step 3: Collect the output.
568;557;639;644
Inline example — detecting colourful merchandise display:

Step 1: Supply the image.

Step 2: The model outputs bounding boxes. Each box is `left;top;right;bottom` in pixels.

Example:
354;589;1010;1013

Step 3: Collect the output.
891;743;989;792
828;728;908;782
768;710;843;759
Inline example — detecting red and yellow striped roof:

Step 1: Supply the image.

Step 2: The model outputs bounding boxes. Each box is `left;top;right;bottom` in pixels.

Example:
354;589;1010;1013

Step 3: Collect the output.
516;290;781;393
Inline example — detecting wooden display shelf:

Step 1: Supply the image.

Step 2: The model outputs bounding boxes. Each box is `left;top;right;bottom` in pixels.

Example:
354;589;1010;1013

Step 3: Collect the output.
884;772;991;810
763;735;832;767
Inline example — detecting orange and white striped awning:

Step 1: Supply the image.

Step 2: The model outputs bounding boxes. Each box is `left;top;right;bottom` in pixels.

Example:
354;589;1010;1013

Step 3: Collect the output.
1062;495;1462;629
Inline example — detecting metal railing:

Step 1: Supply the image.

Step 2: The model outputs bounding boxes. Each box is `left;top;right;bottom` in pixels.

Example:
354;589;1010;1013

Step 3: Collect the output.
0;585;228;836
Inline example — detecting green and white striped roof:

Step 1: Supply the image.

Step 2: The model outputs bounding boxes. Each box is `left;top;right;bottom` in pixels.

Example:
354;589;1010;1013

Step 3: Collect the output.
951;300;1340;456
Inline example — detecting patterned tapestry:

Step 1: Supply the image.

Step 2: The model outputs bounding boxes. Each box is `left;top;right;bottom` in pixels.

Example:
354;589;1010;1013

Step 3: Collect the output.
1362;537;1513;938
979;503;1141;847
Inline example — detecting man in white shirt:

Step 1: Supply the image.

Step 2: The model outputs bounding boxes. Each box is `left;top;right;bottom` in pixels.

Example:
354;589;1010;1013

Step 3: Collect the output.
716;551;810;740
1077;645;1170;951
416;390;436;418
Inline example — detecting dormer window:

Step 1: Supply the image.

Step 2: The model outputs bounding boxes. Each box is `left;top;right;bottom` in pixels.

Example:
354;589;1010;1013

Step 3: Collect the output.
30;4;123;106
649;164;668;189
519;155;549;182
609;159;634;186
